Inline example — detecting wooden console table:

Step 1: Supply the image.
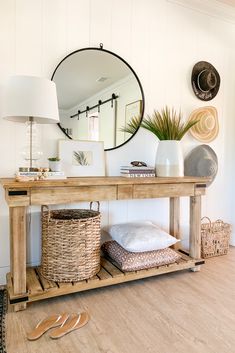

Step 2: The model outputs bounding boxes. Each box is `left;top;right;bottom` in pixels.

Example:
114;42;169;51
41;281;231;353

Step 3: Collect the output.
0;176;209;311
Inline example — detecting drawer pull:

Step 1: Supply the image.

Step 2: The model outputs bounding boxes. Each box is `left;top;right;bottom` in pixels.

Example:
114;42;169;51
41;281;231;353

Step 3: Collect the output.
8;190;28;196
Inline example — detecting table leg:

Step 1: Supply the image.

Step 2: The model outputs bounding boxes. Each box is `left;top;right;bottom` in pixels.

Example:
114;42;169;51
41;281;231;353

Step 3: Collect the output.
169;197;180;250
9;206;27;310
189;195;201;272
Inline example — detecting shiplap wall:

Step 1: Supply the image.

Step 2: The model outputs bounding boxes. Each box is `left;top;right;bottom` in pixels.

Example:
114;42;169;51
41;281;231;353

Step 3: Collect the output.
0;0;235;284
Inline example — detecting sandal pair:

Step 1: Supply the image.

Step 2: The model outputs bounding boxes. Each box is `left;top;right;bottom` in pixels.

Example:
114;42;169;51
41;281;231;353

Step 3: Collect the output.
27;312;89;340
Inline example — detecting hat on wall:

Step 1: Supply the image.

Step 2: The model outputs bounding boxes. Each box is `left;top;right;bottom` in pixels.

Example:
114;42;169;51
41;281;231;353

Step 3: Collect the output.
187;106;219;143
191;61;220;101
184;144;218;186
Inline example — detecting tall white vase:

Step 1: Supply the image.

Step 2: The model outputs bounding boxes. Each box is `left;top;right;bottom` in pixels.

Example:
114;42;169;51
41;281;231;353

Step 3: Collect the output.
155;140;184;177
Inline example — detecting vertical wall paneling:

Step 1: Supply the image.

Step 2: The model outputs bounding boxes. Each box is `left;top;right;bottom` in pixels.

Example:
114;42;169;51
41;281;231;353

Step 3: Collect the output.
26;206;41;265
0;0;15;79
110;0;132;61
0;0;235;284
89;0;112;48
67;0;90;52
0;1;16;176
130;0;149;103
42;0;67;78
108;200;128;226
15;0;42;75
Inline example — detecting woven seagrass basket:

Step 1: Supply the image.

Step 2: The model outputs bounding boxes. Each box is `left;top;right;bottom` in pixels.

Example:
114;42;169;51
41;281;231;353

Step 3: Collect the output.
40;202;101;282
201;217;231;258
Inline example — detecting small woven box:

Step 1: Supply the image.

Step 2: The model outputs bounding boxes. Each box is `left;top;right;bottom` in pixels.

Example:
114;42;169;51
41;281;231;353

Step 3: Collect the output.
201;217;231;258
40;202;101;282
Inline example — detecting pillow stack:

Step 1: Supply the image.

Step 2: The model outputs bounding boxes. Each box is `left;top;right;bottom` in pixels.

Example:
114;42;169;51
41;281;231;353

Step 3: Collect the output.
101;221;181;272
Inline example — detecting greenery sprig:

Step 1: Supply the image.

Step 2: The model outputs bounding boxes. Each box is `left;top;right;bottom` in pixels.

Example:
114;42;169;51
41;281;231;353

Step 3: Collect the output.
121;106;198;141
48;157;60;162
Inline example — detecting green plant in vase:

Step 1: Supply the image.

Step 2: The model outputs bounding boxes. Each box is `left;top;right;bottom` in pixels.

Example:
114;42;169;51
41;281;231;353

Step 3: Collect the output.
121;106;198;177
48;157;61;172
141;106;198;140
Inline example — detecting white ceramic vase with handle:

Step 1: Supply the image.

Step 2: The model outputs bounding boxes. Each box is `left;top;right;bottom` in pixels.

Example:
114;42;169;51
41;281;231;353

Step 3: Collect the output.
155;140;184;177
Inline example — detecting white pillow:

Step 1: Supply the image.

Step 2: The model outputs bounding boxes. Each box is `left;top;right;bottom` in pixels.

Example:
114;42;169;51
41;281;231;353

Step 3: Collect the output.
105;221;179;252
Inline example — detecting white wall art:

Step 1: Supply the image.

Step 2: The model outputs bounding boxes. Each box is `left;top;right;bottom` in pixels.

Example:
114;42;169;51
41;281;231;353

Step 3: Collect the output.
59;140;105;177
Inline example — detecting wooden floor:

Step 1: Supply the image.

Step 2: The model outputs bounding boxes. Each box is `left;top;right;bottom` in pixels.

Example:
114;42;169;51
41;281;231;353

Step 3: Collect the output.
6;247;235;353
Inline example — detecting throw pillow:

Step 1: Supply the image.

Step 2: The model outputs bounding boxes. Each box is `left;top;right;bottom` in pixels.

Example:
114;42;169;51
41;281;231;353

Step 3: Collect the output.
101;240;181;271
105;221;179;252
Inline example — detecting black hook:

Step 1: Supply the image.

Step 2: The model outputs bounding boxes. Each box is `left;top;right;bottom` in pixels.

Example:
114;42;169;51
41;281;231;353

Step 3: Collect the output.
99;43;103;50
98;100;102;113
77;110;80;120
111;93;116;108
86;106;89;117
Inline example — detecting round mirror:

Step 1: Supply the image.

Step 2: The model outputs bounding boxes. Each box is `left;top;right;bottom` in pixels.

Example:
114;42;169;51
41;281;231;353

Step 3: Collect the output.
52;46;145;151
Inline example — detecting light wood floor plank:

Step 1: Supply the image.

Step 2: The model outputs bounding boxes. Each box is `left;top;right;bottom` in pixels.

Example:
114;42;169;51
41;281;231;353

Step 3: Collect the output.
6;247;235;353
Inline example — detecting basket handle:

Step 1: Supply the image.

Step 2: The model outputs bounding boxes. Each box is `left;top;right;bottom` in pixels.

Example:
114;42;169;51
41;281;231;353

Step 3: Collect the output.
214;219;224;226
201;216;212;226
90;201;100;212
41;205;50;221
202;218;226;227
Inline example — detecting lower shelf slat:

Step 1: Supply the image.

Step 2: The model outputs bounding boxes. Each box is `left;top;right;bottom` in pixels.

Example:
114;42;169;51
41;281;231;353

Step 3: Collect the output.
35;268;57;290
100;257;124;278
7;254;204;305
26;268;43;295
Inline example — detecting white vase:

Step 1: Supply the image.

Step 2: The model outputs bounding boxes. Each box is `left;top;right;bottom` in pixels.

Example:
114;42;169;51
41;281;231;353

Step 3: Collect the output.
155;140;184;177
49;161;61;172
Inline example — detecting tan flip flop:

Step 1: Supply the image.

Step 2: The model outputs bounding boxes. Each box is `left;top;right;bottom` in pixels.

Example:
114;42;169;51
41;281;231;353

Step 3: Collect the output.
49;312;89;339
27;313;69;341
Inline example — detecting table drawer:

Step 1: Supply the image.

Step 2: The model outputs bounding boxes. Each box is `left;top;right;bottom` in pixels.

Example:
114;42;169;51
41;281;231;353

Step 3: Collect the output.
133;183;195;199
117;185;133;199
30;185;117;205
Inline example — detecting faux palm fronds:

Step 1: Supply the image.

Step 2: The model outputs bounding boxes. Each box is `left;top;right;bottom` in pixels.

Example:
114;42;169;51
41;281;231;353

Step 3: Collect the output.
121;106;198;140
142;106;198;140
120;115;141;134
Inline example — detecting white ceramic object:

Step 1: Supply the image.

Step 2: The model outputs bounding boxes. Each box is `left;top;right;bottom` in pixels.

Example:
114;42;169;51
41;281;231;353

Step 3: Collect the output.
155;140;184;177
49;161;61;172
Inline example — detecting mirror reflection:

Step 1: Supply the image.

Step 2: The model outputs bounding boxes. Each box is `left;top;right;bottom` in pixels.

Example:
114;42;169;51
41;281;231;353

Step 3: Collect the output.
52;48;144;150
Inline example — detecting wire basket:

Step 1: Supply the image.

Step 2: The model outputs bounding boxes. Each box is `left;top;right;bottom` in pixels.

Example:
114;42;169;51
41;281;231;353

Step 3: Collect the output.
201;217;231;258
40;202;101;282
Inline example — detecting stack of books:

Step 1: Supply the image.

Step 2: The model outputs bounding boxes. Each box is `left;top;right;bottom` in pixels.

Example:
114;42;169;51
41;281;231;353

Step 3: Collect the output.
16;171;67;180
120;166;155;178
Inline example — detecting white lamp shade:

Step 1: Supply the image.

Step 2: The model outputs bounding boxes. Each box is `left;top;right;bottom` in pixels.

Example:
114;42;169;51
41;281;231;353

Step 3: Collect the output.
2;75;59;124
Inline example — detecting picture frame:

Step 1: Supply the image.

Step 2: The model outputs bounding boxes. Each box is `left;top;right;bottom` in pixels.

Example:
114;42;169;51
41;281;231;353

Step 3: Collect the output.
125;100;142;125
59;140;105;177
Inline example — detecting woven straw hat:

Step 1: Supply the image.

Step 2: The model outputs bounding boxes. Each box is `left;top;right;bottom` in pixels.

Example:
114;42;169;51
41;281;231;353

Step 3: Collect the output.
184;144;218;186
188;106;219;143
191;61;220;101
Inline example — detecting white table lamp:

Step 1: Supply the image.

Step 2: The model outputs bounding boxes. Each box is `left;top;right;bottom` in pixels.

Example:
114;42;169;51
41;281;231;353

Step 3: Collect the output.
2;75;59;170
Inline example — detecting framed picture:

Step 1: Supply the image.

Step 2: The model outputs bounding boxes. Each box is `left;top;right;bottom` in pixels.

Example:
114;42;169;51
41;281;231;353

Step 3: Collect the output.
59;140;105;177
124;100;142;138
125;100;142;124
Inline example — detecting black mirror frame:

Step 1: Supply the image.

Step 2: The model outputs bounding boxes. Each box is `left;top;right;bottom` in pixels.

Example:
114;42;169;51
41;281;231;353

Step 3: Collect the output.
51;46;145;151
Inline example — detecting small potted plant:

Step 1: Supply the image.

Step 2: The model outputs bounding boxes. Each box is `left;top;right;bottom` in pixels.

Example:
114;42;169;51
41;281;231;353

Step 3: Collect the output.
121;106;198;177
48;157;61;172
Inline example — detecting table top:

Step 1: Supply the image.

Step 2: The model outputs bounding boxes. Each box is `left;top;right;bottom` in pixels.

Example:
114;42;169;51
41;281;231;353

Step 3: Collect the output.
0;176;211;189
